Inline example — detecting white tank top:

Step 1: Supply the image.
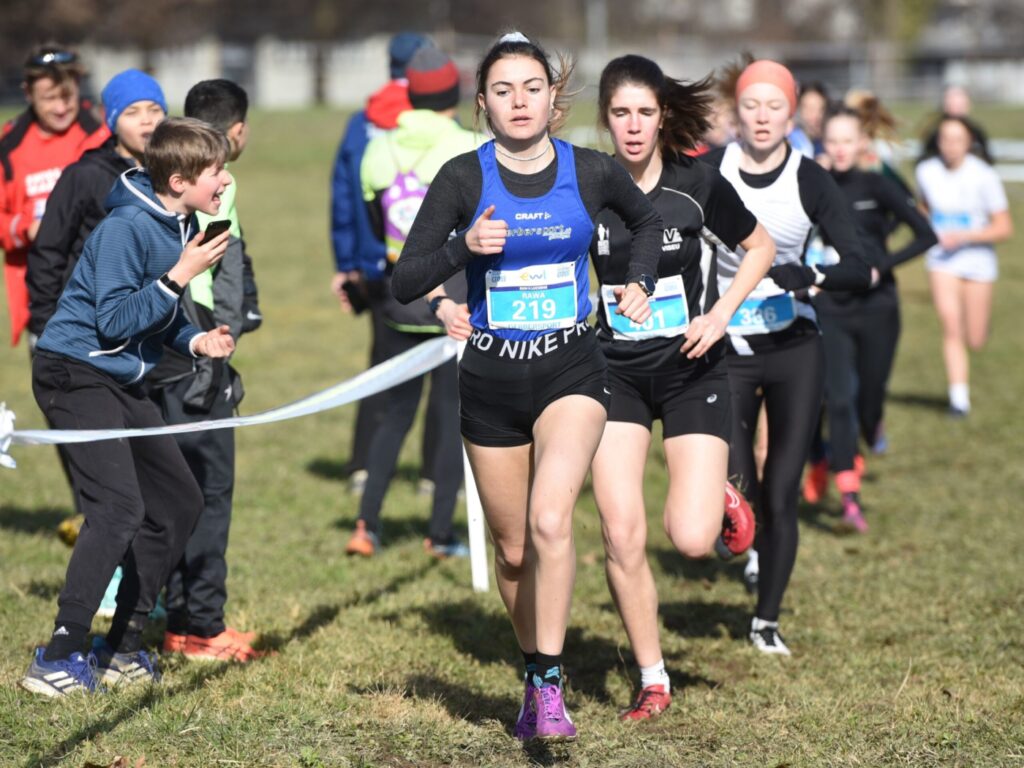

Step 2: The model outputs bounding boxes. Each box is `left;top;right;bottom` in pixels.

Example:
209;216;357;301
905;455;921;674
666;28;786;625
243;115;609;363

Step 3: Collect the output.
716;142;818;351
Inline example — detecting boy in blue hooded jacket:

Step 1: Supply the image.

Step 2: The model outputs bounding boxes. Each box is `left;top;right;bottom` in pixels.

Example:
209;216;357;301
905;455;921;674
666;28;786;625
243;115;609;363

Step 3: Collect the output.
20;117;235;697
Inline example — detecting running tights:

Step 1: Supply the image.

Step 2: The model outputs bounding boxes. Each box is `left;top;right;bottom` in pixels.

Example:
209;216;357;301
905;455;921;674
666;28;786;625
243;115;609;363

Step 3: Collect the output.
817;303;900;472
727;335;825;622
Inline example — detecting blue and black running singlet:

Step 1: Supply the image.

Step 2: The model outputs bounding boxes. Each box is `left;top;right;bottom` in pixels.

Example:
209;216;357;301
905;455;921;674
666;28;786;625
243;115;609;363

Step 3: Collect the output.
465;139;594;341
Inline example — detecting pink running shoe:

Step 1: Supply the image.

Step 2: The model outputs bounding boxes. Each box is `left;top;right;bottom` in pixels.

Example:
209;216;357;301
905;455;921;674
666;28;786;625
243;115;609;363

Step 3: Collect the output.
838;492;868;533
512;680;537;740
532;684;577;741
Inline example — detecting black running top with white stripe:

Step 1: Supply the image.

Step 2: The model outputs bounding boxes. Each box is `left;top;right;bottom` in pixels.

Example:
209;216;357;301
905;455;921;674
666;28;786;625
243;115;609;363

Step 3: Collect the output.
704;142;872;355
591;155;757;373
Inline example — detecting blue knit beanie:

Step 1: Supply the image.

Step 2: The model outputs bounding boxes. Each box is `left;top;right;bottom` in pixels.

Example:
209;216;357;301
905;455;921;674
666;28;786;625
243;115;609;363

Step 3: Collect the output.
101;69;167;133
388;33;429;79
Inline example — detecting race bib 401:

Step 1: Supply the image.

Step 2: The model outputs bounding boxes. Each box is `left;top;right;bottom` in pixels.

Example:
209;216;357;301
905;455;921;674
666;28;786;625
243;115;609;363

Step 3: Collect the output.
601;274;689;341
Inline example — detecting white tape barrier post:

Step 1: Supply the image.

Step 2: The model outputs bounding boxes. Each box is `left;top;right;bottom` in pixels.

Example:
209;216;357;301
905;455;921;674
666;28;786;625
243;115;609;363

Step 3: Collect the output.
457;341;490;593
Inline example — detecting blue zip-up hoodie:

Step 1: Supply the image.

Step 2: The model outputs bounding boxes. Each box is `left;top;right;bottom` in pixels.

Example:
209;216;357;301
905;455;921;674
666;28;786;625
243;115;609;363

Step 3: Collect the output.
330;110;388;279
37;168;202;386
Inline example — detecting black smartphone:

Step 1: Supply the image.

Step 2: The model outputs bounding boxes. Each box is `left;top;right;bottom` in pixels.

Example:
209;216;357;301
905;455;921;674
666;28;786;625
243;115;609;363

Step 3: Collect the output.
342;280;370;314
202;219;231;242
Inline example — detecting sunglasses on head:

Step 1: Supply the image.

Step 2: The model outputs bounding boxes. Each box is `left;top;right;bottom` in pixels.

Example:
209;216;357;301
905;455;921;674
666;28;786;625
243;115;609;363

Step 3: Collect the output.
29;49;77;67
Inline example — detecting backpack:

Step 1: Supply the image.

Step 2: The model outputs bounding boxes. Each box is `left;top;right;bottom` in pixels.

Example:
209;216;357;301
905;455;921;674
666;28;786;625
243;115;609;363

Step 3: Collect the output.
380;136;431;264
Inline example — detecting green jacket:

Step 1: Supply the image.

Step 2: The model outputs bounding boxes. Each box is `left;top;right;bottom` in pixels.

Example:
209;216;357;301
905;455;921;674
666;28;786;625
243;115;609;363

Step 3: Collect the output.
361;109;481;201
360;109;481;333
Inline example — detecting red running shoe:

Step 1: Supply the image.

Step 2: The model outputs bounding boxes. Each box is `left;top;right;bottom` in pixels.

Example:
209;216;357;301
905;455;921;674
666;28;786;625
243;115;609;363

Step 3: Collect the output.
619;684;672;722
716;482;755;559
802;459;829;504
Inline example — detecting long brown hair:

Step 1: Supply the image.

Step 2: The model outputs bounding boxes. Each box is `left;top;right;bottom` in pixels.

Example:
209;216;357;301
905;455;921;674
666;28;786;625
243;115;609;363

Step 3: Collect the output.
597;55;714;158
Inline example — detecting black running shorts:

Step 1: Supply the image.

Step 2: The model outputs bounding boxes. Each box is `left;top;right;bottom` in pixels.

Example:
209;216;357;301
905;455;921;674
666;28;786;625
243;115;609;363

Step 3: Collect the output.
459;323;610;447
606;355;731;441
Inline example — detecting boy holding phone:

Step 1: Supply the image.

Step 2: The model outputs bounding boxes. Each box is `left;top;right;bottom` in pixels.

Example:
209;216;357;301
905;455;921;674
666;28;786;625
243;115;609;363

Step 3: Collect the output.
21;117;234;696
25;67;169;616
148;79;265;663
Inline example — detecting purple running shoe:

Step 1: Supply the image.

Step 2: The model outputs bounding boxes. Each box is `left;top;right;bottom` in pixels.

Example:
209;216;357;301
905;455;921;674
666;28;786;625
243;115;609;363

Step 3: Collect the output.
512;679;537;740
532;684;577;741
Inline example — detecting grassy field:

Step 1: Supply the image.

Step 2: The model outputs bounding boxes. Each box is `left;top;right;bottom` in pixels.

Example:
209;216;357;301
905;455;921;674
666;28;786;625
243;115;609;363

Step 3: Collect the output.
0;105;1023;767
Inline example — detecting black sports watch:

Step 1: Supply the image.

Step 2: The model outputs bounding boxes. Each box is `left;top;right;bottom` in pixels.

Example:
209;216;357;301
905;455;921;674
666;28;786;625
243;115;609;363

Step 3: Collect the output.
159;273;184;297
630;274;656;297
428;295;453;314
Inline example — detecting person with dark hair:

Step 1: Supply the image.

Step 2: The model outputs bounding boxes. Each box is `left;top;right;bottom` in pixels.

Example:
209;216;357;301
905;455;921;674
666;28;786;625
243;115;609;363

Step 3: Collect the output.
920;85;993;165
802;106;936;529
1;43;108;348
590;54;774;720
703;60;871;655
793;81;829;158
19;117;234;696
151;78;265;664
915;115;1012;418
343;46;480;559
391;31;661;741
329;32;431;495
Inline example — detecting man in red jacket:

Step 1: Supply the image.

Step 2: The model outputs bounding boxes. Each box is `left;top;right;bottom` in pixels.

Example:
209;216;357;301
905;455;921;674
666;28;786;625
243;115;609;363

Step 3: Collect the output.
0;43;108;347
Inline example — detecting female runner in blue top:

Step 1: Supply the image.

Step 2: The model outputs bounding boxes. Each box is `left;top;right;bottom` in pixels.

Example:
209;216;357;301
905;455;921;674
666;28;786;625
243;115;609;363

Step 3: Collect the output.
392;33;662;741
589;55;775;720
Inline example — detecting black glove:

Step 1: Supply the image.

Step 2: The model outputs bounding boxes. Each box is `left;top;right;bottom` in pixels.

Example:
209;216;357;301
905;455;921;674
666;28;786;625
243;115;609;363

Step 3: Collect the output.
768;263;817;291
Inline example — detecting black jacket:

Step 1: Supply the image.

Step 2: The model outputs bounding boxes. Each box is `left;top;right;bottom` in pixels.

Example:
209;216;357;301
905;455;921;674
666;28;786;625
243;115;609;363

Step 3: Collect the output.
26;137;134;337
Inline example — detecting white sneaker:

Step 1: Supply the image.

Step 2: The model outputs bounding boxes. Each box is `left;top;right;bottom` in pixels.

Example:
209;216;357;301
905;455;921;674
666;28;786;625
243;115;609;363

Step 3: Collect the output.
750;617;791;656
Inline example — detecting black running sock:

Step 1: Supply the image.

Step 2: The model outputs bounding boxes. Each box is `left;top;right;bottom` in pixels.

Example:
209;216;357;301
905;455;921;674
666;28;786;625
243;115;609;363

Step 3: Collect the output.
43;621;90;661
534;652;561;687
521;650;537;681
106;614;147;654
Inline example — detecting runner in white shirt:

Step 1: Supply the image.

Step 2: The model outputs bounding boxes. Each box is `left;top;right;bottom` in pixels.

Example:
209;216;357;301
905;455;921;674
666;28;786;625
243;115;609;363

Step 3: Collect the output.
915;116;1013;417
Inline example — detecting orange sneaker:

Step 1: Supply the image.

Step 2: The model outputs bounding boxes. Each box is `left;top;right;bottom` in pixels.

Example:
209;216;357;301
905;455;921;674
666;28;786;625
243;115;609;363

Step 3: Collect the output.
802;459;829;504
854;454;866;479
619;684;672;722
183;627;267;663
163;631;188;654
345;520;379;557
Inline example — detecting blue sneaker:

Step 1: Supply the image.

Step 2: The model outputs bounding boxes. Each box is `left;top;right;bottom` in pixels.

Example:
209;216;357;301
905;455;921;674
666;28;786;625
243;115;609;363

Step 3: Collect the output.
423;537;470;559
19;647;99;697
92;638;161;688
96;566;122;619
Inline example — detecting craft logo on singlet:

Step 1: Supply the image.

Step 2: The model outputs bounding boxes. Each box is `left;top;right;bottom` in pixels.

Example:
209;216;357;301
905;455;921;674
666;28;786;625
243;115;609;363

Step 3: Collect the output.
25;167;62;198
662;228;683;252
515;211;551;221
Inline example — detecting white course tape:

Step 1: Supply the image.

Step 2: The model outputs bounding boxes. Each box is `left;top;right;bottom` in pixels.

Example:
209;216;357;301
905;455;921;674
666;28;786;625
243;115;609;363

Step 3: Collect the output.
0;336;457;462
0;335;492;592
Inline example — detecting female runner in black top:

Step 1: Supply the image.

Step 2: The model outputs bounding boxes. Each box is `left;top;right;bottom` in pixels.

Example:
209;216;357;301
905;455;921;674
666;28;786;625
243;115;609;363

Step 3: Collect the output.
391;33;662;741
589;55;775;719
805;105;936;530
703;60;871;655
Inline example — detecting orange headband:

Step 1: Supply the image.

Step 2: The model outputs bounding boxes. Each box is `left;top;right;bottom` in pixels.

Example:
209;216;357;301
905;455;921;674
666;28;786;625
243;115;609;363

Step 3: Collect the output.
736;60;797;115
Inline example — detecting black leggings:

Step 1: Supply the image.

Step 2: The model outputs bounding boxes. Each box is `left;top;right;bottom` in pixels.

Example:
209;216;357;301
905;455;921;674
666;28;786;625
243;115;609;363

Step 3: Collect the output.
817;303;900;473
727;335;825;622
358;324;463;543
